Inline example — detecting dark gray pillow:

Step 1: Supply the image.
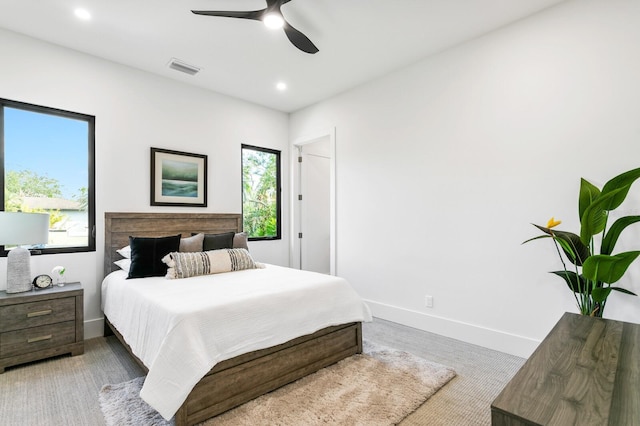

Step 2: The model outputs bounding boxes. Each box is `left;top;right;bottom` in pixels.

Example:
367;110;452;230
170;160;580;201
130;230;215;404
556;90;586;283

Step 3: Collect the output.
127;234;181;279
202;232;235;251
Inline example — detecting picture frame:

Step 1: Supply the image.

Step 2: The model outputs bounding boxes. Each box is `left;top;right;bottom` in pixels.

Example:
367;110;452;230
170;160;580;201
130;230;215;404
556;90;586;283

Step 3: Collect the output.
150;147;207;207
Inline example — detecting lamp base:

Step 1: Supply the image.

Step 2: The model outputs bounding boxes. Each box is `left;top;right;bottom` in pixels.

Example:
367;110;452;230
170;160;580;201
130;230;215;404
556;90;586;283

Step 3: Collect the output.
6;247;32;293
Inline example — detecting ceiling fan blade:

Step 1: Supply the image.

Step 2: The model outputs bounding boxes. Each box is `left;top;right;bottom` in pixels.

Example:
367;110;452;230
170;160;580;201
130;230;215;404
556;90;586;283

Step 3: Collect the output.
192;1;317;54
191;9;264;21
283;21;319;54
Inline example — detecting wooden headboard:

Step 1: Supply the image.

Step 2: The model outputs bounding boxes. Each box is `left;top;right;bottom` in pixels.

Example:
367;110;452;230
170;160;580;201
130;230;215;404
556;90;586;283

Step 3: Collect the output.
104;212;242;277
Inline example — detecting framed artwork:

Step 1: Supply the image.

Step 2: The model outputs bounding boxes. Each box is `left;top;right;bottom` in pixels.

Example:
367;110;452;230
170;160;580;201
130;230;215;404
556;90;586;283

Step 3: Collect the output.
150;147;207;207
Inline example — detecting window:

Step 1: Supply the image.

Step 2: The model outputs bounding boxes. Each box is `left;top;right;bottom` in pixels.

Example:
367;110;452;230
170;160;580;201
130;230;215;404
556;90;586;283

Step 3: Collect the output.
1;98;95;255
242;144;281;240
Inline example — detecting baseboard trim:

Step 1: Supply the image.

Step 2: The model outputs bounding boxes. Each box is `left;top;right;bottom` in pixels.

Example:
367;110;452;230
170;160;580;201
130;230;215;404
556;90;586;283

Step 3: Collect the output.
84;317;104;340
365;300;540;358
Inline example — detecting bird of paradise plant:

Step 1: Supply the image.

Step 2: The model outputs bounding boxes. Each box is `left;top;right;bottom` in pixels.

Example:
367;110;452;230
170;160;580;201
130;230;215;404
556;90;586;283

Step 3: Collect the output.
524;167;640;317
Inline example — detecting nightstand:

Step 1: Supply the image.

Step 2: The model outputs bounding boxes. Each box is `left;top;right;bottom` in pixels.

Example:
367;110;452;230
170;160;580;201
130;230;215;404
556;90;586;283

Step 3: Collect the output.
0;282;84;373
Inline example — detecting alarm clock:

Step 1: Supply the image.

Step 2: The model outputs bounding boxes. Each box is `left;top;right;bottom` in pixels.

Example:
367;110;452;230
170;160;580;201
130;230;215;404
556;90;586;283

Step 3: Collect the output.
32;274;53;289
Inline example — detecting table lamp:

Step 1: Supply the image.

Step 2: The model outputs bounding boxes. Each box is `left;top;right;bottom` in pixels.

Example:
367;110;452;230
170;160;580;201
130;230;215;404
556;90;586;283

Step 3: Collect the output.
0;212;50;293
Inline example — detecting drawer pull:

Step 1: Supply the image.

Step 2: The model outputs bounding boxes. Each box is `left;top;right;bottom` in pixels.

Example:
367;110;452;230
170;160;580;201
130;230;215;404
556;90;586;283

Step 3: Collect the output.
27;309;53;318
28;334;53;343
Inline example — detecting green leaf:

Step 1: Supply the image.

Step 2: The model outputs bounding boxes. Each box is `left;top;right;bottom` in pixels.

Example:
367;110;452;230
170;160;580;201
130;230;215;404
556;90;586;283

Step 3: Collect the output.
592;287;611;303
555;238;577;262
532;224;590;266
582;251;640;283
579;188;624;244
522;234;552;245
601;216;640;255
579;178;601;222
610;287;638;296
600;167;640;210
551;270;588;294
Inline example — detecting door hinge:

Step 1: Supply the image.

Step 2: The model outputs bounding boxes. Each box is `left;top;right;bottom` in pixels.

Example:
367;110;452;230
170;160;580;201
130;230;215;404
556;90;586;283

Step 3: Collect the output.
298;232;303;239
298;156;303;162
298;194;303;201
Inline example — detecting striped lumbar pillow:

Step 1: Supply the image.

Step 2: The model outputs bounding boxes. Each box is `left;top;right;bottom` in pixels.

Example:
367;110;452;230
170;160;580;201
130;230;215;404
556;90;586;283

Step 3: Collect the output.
162;248;261;279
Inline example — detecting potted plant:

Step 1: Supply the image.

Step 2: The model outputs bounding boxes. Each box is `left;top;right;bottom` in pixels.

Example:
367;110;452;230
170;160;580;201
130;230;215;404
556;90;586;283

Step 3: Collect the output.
525;167;640;317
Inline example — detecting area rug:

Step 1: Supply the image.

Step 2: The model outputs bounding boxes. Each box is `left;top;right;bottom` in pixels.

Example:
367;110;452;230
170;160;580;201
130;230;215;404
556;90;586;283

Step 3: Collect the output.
99;341;456;426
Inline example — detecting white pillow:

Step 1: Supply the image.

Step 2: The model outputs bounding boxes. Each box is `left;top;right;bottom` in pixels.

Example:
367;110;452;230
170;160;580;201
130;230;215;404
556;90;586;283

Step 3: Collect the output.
116;245;131;259
114;258;131;272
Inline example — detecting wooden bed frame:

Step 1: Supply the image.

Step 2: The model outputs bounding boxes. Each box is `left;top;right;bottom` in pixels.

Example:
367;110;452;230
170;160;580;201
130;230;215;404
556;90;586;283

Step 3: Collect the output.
103;212;363;426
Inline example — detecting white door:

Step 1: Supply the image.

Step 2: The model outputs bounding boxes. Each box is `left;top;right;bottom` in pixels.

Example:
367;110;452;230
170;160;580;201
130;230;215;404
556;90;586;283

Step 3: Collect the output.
292;129;336;275
299;139;331;274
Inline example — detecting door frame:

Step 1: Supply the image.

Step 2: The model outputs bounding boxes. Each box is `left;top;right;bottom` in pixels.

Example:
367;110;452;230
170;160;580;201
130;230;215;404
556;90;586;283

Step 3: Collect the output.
290;127;336;275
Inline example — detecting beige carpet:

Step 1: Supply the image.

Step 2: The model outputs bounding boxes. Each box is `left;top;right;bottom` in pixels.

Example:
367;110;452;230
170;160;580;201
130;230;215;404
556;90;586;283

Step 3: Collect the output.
99;341;456;426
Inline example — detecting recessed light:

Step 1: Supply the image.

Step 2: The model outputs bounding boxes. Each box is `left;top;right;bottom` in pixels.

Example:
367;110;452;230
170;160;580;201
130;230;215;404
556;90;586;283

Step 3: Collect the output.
74;8;91;21
263;13;284;30
276;82;287;91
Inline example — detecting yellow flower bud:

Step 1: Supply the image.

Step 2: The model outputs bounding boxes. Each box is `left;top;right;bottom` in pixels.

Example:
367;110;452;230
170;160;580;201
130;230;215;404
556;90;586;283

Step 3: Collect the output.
546;217;562;228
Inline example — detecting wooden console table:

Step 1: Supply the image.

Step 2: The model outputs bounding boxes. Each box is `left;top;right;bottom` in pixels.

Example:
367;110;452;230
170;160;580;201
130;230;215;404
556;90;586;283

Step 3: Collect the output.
491;312;639;425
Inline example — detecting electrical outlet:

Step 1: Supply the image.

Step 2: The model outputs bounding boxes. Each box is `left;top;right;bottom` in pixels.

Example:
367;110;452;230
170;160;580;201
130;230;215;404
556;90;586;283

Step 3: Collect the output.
425;295;433;308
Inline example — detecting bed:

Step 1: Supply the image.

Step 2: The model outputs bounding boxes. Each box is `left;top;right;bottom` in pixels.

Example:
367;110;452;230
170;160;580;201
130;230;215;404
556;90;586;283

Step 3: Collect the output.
102;212;370;426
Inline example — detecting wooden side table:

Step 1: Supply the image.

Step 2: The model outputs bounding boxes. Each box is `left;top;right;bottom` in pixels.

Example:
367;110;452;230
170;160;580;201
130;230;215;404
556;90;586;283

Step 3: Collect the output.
0;282;84;373
491;312;639;425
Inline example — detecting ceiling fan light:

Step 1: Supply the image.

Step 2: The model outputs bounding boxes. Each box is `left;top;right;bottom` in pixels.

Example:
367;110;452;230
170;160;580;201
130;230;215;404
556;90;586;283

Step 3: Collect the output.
263;13;284;30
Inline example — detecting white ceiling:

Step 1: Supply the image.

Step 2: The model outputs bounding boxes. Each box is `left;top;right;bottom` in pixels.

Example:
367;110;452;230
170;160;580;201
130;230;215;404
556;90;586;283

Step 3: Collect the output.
0;0;565;113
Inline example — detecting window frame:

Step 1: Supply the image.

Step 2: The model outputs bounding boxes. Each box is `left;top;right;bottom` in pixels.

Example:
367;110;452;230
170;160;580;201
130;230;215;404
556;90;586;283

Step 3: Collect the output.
0;98;96;256
241;144;282;241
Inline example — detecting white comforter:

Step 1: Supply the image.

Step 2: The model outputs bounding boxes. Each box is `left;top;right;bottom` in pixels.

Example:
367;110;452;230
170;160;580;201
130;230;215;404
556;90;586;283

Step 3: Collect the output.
101;264;372;420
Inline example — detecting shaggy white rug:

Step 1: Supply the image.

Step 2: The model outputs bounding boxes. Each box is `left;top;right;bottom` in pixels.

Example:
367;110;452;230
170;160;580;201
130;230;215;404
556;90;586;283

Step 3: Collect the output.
99;341;456;426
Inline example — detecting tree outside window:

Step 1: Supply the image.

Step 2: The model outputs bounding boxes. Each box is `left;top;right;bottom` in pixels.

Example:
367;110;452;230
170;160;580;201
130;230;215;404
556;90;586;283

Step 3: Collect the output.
242;145;281;240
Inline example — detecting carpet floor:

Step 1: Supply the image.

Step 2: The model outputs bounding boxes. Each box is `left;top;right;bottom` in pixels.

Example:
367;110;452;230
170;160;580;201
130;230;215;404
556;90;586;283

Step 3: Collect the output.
0;318;525;425
365;320;526;425
99;341;456;426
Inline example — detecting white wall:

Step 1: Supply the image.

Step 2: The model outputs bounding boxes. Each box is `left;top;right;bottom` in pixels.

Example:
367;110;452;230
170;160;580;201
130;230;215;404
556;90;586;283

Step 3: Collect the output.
0;28;290;338
290;0;640;357
3;0;639;358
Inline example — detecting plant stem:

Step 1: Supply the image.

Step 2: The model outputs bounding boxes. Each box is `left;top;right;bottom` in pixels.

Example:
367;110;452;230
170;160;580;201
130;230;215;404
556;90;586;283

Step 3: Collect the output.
552;237;581;309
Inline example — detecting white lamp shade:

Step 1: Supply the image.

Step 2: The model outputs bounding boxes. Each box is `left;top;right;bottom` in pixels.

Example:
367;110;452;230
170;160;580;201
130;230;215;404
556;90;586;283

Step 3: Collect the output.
1;212;49;293
0;212;50;245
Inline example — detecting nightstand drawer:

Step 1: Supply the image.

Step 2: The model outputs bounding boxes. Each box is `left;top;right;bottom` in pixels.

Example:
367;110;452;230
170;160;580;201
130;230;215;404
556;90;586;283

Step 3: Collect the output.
0;321;76;358
0;297;76;332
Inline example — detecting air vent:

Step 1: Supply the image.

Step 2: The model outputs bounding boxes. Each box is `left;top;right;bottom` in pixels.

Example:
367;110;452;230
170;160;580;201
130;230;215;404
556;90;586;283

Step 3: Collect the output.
168;58;201;76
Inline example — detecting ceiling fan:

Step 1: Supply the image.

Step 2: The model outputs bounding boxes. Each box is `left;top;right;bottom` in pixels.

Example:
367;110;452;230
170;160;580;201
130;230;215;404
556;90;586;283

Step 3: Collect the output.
192;0;319;54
